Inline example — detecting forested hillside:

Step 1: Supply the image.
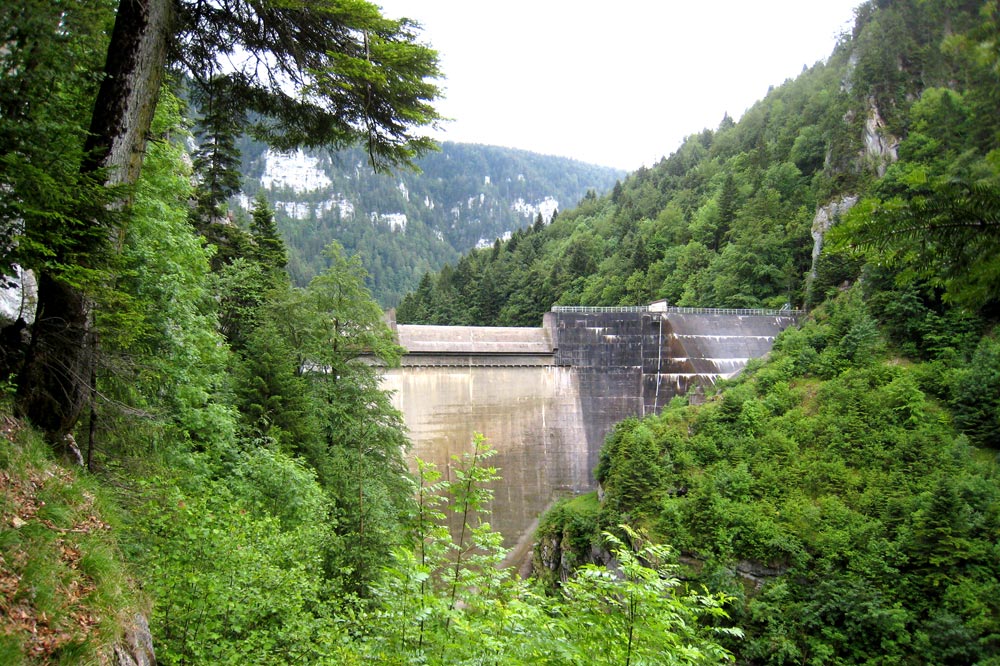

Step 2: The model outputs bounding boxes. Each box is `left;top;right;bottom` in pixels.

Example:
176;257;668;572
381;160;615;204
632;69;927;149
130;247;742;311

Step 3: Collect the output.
396;0;999;325
512;0;1000;663
232;141;622;306
401;0;1000;662
2;0;1000;664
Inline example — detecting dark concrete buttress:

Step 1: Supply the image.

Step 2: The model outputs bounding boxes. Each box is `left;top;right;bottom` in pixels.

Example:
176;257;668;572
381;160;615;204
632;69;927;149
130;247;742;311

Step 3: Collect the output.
543;308;800;462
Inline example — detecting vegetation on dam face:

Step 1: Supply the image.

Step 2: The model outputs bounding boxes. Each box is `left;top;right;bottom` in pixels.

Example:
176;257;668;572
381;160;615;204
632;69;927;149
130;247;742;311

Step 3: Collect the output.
3;0;1000;664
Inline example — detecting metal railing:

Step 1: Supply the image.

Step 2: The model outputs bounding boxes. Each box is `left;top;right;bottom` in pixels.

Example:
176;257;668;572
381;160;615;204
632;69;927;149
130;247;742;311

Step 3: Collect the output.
664;306;805;317
550;305;650;313
551;305;805;317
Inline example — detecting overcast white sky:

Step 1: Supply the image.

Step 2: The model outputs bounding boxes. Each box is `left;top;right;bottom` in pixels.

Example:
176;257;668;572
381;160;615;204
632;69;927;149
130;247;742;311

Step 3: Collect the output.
375;1;861;171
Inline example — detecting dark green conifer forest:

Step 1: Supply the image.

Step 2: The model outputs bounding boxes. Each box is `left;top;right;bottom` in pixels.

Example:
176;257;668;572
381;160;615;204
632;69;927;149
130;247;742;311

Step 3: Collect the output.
1;0;1000;664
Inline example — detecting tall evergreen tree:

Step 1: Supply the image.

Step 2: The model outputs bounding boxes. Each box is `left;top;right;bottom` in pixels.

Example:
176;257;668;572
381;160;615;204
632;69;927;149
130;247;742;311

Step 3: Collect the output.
8;0;441;440
249;191;288;275
533;212;545;233
190;74;244;222
189;73;253;270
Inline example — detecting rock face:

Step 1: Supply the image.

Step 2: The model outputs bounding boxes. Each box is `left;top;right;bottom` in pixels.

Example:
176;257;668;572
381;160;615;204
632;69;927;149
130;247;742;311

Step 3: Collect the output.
534;528;575;585
809;195;859;285
806;90;896;298
534;527;615;585
110;613;156;666
863;96;899;177
734;559;790;590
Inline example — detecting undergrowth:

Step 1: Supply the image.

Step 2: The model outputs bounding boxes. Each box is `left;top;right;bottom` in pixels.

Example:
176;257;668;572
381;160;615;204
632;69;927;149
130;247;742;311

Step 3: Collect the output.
0;412;142;665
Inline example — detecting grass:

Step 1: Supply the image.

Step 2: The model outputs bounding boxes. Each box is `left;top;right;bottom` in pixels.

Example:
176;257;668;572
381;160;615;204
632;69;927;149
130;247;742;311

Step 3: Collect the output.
0;413;141;664
560;490;600;516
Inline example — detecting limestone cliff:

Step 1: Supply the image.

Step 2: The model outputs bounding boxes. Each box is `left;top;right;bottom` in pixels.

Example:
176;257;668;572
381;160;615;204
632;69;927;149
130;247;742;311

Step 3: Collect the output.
809;194;859;287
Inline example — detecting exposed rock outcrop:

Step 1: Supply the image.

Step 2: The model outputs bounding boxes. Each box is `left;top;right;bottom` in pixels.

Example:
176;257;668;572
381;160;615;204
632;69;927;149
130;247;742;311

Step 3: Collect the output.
110;613;156;666
734;559;790;591
806;194;860;307
809;194;859;284
863;95;899;177
533;528;614;585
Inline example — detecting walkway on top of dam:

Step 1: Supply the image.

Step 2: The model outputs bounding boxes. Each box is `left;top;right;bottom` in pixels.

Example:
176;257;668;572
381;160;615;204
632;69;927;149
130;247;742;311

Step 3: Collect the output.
395;323;555;366
550;304;804;317
390;303;804;368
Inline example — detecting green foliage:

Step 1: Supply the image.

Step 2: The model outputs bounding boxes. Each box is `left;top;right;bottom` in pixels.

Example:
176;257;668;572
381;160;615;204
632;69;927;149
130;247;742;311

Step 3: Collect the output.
248;191;288;274
557;526;740;666
534;491;601;584
0;0;116;282
212;257;274;349
174;0;443;171
833;176;1000;309
440;434;499;617
595;418;666;516
129;471;338;665
0;419;142;664
92;88;238;459
567;284;1000;664
950;334;1000;447
826;9;1000;311
367;440;738;666
191;74;245;222
8;0;447;441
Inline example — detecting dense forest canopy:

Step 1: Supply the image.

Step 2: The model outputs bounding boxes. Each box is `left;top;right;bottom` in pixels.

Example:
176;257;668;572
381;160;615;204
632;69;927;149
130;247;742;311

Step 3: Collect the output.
1;0;1000;664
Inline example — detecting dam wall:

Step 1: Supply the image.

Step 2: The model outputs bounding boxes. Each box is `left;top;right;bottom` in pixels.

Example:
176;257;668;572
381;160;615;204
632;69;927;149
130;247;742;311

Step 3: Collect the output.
382;365;589;561
384;306;801;553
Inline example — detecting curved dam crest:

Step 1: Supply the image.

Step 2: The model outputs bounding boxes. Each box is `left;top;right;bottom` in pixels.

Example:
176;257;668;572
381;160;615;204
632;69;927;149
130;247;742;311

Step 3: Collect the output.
382;305;801;557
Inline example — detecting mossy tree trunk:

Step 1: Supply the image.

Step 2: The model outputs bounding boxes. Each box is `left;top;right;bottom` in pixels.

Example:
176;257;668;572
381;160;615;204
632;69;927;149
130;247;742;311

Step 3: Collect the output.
16;0;174;439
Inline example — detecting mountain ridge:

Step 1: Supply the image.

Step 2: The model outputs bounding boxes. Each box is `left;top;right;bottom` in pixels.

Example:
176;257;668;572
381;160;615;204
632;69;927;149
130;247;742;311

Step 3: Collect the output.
232;140;624;306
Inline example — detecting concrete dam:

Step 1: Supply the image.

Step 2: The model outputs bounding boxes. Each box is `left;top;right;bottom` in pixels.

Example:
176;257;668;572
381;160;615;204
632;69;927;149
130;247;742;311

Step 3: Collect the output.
382;304;801;559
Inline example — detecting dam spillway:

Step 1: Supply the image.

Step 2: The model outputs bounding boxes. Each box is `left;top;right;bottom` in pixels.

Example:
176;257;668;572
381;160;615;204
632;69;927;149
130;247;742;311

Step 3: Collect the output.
382;305;802;556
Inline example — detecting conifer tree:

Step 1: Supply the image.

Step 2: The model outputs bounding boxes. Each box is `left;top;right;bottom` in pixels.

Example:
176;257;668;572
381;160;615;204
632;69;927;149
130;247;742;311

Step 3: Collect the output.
8;0;441;439
191;74;244;223
249;191;288;276
533;212;545;233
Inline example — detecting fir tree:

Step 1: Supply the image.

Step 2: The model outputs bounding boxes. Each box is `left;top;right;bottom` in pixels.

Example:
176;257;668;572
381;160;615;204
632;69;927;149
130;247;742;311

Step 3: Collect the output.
249;191;288;276
191;74;244;222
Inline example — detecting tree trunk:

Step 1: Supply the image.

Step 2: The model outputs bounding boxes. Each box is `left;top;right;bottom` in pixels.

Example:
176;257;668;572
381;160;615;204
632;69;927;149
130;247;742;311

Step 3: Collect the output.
16;0;174;440
16;273;94;439
82;0;175;186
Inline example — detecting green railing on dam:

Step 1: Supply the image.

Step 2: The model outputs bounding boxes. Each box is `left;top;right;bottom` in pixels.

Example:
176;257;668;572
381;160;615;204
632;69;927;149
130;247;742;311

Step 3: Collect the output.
550;305;650;313
550;305;805;317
